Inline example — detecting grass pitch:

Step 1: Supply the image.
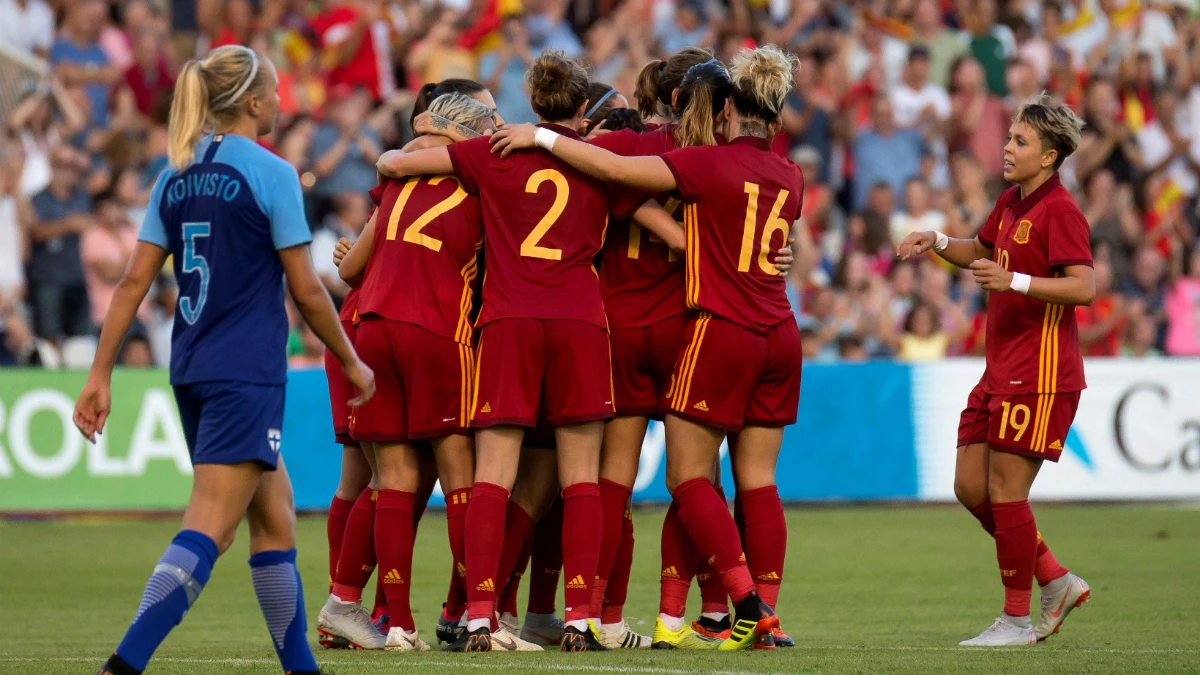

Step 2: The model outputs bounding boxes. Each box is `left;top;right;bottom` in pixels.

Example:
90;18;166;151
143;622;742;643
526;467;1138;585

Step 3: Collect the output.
2;503;1198;674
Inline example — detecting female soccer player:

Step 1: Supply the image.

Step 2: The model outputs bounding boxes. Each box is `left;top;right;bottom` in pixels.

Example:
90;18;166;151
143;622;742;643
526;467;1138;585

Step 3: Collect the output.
73;45;373;675
897;95;1093;647
491;44;804;651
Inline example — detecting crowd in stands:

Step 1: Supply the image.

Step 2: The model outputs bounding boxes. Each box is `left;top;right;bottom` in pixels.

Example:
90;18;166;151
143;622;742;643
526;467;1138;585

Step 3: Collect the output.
2;0;1199;368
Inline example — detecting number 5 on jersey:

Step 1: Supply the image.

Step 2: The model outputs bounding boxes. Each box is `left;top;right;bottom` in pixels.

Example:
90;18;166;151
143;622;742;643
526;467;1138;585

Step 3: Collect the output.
180;222;211;324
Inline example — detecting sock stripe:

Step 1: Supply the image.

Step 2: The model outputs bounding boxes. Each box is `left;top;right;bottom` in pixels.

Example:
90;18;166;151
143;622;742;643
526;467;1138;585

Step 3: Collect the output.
133;545;201;621
250;562;299;649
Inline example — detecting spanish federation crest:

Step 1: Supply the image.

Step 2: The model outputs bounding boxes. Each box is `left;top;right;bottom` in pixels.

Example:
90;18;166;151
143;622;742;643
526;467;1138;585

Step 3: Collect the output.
1013;219;1033;244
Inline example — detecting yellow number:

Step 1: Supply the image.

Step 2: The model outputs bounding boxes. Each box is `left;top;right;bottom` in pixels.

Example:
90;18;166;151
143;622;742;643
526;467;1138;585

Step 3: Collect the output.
384;176;468;253
997;248;1010;271
999;401;1031;442
738;182;791;274
628;198;681;262
521;169;568;260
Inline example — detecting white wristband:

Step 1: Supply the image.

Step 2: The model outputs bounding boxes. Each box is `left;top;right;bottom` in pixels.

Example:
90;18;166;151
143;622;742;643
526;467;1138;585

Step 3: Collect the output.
534;127;559;151
933;231;949;252
1011;272;1032;295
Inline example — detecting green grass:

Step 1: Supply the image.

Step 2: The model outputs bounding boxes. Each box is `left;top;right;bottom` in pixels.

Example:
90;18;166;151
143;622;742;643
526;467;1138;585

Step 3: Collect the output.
2;503;1198;674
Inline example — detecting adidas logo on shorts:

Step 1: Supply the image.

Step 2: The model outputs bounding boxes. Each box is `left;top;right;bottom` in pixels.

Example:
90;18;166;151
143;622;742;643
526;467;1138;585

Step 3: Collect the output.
693;400;709;411
456;562;467;578
1049;439;1063;450
480;402;492;413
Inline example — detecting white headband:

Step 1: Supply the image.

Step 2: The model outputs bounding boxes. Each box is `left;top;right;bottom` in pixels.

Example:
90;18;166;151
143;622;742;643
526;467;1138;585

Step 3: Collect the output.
215;47;259;109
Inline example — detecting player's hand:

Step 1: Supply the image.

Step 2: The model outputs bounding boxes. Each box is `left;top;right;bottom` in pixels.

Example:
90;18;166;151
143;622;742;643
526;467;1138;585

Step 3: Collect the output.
584;118;610;139
969;258;1014;292
773;237;796;274
489;123;538;157
342;358;376;407
73;377;112;443
376;150;405;178
333;237;352;267
896;231;936;261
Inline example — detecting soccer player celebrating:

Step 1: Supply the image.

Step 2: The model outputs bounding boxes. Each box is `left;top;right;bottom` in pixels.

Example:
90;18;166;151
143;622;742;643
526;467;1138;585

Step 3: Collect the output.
73;46;373;675
490;44;804;651
897;95;1093;646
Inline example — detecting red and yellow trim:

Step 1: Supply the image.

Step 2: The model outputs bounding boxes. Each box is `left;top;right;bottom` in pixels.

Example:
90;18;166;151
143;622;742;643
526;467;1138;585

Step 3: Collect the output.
670;312;712;411
458;343;475;428
469;333;486;422
454;246;482;346
1031;304;1065;452
684;204;700;309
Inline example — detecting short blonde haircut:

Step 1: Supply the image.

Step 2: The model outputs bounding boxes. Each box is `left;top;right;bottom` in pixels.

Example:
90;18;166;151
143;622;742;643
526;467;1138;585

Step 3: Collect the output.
168;46;271;169
728;44;799;121
1012;93;1086;169
428;92;496;133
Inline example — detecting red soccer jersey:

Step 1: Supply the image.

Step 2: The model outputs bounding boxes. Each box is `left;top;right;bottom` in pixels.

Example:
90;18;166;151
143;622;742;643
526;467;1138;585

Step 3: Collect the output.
312;5;394;101
356;176;483;345
661;137;802;334
339;183;388;323
447;124;609;329
590;126;686;328
977;174;1093;394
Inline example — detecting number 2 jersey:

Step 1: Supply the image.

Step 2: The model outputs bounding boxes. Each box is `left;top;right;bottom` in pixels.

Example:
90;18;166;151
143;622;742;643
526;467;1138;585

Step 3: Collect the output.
976;174;1093;395
356;174;484;344
138;134;313;385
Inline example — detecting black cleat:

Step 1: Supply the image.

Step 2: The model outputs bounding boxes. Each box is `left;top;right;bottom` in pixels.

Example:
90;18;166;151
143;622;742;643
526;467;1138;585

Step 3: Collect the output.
561;624;609;652
437;606;465;645
97;654;139;675
443;626;492;652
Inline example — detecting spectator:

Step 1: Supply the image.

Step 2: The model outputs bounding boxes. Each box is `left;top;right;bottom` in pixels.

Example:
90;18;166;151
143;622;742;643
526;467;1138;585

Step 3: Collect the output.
847;182;897;273
1138;89;1200;204
0;0;55;58
305;85;383;208
527;0;584;57
28;148;93;346
1121;245;1169;346
313;0;396;102
852;95;924;212
479;17;538;125
1164;248;1200;356
1075;77;1143;186
948;57;1009;180
849;22;909;88
1122;314;1164;358
288;323;326;368
0;153;30;306
655;0;713;55
1084;171;1141;283
910;0;968;87
6;80;88;198
1011;15;1051;83
1005;60;1041;114
837;334;870;362
965;0;1016;97
777;52;834;183
80;191;152;366
1076;257;1126;356
897;302;949;361
409;8;477;84
890;178;947;247
311;191;371;305
49;0;121;130
890;48;951;133
122;26;176;120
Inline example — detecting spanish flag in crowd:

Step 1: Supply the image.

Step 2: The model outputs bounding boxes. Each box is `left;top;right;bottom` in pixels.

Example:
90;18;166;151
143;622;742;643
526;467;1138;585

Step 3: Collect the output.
459;0;524;54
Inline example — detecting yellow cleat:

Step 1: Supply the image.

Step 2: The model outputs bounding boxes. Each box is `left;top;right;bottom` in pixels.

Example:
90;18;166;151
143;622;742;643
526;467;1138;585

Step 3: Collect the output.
651;618;721;650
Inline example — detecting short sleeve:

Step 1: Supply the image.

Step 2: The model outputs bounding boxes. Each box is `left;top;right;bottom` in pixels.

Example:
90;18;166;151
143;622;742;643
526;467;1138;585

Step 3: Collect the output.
263;164;312;250
446;136;492;194
661;145;718;202
1047;205;1093;268
588;129;637;156
976;188;1014;249
137;170;172;249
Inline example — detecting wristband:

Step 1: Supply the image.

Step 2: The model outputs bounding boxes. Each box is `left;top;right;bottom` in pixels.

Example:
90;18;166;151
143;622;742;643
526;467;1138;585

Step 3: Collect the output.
534;127;559;151
1011;272;1032;295
933;231;949;252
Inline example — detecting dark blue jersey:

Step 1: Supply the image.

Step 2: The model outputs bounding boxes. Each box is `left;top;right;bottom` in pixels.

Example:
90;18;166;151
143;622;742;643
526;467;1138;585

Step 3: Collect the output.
139;135;312;385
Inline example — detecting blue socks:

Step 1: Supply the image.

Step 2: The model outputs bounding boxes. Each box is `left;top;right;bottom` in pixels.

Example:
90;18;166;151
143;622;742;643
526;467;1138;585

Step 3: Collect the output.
114;530;217;671
249;548;318;674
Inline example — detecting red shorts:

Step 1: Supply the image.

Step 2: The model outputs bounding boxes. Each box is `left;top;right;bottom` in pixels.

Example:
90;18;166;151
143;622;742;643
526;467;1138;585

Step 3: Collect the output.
664;314;802;432
609;314;688;419
350;318;473;442
325;319;358;445
956;381;1081;462
471;318;615;428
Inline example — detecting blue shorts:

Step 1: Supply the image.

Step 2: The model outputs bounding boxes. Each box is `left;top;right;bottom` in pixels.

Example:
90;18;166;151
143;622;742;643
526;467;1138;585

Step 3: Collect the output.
174;381;286;469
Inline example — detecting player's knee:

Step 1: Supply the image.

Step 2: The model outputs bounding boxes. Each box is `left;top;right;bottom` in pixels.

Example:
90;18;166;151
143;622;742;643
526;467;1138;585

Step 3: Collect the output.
953;476;987;508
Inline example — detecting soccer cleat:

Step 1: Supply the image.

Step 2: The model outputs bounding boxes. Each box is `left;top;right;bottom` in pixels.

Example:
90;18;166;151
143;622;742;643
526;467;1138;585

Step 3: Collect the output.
691;615;732;640
598;620;652;649
443;626;492;652
771;625;796;647
317;596;386;650
491;625;545;651
959;616;1037;646
1036;573;1091;641
373;613;391;634
651;617;721;650
561;624;609;652
718;595;780;651
752;631;776;650
498;611;520;634
521;612;565;646
384;626;431;651
436;605;466;645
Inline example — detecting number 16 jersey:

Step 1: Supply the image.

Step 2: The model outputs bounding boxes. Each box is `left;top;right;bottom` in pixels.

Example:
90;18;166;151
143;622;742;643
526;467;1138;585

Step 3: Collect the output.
447;124;610;330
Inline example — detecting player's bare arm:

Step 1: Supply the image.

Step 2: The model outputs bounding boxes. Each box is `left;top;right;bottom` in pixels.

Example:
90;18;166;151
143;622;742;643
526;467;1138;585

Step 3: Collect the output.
412;111;484;142
896;230;992;268
279;245;376;405
969;260;1095;306
73;241;169;442
489;123;677;192
376;145;454;179
338;211;377;287
632;201;685;252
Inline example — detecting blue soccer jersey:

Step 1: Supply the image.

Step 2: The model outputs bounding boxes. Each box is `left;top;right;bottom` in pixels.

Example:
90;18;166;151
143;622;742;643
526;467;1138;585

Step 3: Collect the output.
139;134;311;385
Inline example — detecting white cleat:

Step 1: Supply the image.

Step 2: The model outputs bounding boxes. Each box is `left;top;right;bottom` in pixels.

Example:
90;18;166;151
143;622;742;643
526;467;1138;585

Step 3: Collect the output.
959;615;1037;647
1036;573;1091;641
491;625;545;651
598;620;652;649
317;596;386;650
521;611;565;647
498;611;520;634
385;626;431;651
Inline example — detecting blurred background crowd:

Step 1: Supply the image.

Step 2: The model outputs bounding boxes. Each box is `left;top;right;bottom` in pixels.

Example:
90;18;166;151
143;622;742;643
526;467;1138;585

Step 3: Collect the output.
1;0;1199;369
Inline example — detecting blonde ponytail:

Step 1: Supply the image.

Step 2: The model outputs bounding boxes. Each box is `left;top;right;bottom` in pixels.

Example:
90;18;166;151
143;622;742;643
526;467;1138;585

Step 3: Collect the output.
676;83;715;148
168;60;211;169
166;46;269;170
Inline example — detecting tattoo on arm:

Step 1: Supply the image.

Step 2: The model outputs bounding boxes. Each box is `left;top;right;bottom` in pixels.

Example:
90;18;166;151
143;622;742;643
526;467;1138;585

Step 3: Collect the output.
430;114;482;139
739;120;768;138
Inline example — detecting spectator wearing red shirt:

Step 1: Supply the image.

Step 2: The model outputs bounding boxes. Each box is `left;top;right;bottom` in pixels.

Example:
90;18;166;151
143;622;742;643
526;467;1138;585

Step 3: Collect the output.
1076;258;1126;356
123;27;174;118
313;0;396;102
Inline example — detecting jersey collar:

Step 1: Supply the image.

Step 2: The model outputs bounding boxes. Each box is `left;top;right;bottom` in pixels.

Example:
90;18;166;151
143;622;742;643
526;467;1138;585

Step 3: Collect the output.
729;136;772;150
538;122;581;139
1007;174;1061;219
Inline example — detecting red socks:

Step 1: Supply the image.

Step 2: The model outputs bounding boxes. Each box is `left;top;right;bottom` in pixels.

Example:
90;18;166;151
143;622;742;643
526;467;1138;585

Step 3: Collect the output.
672;478;755;604
496;502;536;617
601;504;634;624
592;479;633;617
464;482;509;621
527;497;563;615
992;500;1037;617
738;485;785;610
499;533;533;617
332;488;377;603
659;500;698;618
969;500;1069;587
374;489;416;631
561;482;603;621
326;496;354;591
444;487;470;618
